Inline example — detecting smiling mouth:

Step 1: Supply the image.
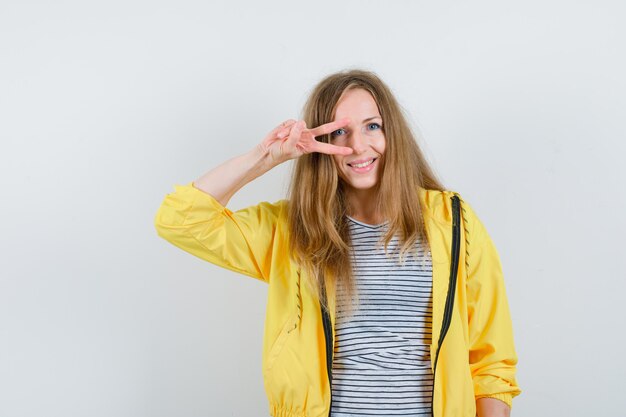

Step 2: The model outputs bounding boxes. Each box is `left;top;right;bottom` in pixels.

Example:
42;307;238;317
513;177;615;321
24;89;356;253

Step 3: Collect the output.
347;158;376;168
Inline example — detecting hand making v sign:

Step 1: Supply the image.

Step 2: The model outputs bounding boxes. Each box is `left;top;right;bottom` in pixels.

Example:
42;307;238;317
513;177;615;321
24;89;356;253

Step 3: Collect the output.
260;118;354;166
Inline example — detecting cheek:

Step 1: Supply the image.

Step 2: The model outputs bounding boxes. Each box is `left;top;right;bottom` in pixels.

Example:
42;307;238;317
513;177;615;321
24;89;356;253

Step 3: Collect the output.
375;136;386;171
378;134;386;154
366;130;386;153
332;156;347;180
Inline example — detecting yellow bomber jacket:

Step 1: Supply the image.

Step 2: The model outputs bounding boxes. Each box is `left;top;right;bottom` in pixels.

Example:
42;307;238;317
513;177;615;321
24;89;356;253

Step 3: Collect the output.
154;183;521;417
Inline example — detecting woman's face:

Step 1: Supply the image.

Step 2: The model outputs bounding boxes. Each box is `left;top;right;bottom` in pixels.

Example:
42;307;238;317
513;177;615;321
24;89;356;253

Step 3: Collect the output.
330;88;386;196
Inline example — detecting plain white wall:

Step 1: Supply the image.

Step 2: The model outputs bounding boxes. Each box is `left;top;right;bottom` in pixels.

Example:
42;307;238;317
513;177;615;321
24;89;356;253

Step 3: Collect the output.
1;0;625;416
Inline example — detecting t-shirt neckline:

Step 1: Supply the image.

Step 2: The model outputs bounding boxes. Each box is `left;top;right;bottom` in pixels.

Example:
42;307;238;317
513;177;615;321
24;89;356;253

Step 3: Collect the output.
346;215;389;229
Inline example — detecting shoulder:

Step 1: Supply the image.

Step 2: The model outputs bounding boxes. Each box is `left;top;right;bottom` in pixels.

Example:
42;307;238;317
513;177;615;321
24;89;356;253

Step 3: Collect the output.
244;198;289;215
418;187;462;224
232;198;289;225
419;188;485;237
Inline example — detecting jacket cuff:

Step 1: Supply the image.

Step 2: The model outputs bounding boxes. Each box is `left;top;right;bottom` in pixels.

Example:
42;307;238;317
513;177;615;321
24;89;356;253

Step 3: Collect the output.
184;182;232;218
476;392;512;408
188;182;228;209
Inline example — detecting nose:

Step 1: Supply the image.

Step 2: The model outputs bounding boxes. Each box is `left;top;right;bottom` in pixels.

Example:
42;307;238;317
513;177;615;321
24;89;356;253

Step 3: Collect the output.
349;130;367;154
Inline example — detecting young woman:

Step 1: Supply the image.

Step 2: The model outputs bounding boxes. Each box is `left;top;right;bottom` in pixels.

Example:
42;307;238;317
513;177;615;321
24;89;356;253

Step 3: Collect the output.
155;69;521;417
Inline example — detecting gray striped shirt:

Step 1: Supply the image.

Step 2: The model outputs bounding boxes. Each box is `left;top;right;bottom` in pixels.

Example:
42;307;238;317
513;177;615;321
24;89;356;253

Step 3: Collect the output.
330;216;434;417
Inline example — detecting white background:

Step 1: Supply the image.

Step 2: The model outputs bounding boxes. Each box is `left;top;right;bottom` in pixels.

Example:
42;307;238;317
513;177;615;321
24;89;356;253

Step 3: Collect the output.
1;1;625;416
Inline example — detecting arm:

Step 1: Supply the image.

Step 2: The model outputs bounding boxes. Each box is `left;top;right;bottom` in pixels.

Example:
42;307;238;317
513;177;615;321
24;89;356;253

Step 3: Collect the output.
154;181;285;282
192;120;294;207
461;199;522;410
194;143;276;207
155;119;353;281
193;118;352;206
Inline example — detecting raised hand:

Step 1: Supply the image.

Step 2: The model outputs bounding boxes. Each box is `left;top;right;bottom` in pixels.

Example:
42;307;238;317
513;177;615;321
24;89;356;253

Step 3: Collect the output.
261;118;353;166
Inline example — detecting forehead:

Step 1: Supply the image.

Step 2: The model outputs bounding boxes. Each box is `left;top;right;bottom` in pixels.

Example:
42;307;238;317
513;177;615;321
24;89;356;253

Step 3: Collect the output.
333;88;381;119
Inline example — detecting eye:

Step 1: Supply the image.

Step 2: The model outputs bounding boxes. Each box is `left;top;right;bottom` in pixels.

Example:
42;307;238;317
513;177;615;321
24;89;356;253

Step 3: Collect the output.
367;122;381;131
331;128;347;137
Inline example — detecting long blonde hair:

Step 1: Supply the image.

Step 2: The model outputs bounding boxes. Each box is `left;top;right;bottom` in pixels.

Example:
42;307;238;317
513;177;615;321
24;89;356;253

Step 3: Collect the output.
287;69;444;315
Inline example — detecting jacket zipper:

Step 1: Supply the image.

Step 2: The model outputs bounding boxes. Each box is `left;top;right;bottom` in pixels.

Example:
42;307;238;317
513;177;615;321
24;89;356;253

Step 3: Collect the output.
320;283;334;417
431;195;462;417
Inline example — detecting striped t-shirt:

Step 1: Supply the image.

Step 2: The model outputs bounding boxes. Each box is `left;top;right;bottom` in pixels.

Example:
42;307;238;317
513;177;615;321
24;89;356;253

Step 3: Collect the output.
330;216;434;417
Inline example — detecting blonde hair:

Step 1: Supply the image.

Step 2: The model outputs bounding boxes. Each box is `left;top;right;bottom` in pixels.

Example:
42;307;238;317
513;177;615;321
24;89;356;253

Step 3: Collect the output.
287;69;444;316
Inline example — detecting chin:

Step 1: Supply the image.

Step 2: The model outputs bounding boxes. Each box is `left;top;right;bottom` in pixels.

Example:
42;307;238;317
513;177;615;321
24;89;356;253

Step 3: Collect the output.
343;180;379;192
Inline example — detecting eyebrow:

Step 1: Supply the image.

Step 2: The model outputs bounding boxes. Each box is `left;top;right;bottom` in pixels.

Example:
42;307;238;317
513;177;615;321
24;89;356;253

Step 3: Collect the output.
362;116;382;123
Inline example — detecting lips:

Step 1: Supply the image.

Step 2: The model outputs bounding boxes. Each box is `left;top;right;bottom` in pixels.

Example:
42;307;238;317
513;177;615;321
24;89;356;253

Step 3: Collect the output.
347;158;376;168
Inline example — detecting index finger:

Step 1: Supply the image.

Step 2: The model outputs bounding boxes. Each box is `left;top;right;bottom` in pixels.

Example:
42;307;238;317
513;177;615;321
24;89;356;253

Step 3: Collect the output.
309;141;354;156
308;118;351;137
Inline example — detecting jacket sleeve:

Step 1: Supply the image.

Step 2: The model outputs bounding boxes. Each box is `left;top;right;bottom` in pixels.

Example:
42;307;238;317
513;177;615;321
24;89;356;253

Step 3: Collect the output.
461;198;522;408
154;182;285;283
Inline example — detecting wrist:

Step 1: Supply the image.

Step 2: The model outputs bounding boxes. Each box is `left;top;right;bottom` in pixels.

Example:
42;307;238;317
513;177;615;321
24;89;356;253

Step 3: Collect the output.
243;144;276;180
251;143;279;172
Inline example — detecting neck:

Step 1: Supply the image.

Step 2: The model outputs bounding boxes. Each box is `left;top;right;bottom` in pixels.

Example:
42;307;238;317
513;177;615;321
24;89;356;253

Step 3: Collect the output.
345;188;384;225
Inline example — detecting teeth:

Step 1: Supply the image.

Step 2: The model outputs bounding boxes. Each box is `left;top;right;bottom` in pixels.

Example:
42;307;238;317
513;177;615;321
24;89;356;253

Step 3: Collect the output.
352;159;374;168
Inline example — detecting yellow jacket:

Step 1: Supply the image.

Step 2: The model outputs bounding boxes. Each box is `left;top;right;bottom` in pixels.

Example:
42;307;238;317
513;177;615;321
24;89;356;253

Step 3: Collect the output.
154;183;521;417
